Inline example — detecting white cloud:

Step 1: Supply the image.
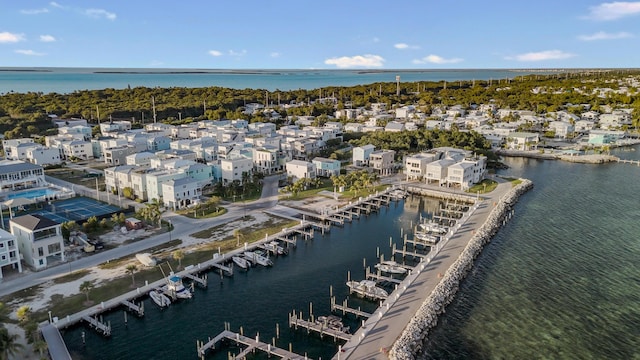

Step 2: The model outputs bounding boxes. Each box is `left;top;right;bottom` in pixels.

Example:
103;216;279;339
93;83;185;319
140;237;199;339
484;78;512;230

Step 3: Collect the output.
270;52;280;58
412;54;463;64
394;43;420;50
324;54;385;68
15;49;45;56
50;1;63;8
578;31;632;40
228;49;247;56
208;50;222;57
20;8;49;15
506;50;575;61
39;34;56;42
584;1;640;20
0;32;25;43
85;8;116;21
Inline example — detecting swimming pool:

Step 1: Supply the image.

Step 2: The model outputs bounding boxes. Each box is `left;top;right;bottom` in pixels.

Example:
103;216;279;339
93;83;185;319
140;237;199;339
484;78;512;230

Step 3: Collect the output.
6;188;60;200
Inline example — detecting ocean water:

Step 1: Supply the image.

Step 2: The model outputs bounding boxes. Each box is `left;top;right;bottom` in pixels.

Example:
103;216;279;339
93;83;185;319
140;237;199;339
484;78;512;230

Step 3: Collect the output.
419;148;640;360
0;68;552;94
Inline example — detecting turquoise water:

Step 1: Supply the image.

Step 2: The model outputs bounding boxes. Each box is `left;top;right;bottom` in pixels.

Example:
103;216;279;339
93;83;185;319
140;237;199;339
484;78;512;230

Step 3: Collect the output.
419;149;640;359
0;68;549;94
6;187;58;200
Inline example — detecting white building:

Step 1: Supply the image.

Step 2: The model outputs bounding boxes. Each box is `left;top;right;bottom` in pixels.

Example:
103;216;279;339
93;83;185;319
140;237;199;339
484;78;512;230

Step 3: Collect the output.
2;138;35;160
0;228;22;279
10;214;65;271
286;160;316;181
26;146;62;166
506;132;539;150
404;153;438;180
425;159;454;184
220;157;253;185
162;177;202;210
0;160;46;192
548;121;575;139
61;140;93;160
352;144;375;166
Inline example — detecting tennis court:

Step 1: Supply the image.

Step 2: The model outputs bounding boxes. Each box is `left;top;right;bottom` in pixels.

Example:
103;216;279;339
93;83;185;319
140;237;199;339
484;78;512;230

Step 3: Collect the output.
29;197;124;223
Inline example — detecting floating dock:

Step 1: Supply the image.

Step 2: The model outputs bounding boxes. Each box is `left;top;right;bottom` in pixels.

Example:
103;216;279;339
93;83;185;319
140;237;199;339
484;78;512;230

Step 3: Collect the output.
289;312;352;342
197;330;308;360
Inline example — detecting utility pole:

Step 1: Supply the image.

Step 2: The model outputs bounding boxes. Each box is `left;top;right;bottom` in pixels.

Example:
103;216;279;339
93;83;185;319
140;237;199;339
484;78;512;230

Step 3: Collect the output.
396;75;400;96
152;96;157;123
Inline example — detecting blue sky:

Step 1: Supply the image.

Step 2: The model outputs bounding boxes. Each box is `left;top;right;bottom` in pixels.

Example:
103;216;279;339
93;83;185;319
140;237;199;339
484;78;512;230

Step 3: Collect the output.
1;0;640;69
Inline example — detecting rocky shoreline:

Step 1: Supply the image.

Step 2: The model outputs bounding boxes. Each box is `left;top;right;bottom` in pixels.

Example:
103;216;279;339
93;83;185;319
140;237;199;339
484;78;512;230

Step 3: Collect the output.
389;179;534;360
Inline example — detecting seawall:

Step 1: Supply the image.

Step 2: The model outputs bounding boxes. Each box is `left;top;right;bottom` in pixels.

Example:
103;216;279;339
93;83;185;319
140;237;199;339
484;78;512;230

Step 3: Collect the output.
389;179;534;360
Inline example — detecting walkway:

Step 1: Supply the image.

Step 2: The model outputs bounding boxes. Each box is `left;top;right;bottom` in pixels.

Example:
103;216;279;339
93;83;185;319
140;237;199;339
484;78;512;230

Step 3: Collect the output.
40;324;72;360
336;181;512;359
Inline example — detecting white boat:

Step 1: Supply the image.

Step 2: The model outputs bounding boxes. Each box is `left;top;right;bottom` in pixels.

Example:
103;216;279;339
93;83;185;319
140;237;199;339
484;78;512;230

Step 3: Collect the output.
418;221;448;234
149;290;171;308
346;280;388;300
135;253;157;267
243;251;273;267
162;274;193;299
415;231;439;244
232;256;249;270
374;260;408;275
316;315;350;333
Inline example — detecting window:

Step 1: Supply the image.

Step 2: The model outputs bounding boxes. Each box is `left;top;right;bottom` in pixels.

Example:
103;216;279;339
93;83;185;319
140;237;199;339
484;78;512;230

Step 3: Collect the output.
1;255;6;261
38;247;44;257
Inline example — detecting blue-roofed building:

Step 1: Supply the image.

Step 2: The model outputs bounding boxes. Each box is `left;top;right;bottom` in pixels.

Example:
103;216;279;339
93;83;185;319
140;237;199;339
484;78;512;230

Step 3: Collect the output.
312;157;341;178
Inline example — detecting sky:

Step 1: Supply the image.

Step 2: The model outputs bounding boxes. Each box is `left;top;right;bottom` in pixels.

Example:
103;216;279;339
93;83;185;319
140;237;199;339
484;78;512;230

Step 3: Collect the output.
1;1;640;69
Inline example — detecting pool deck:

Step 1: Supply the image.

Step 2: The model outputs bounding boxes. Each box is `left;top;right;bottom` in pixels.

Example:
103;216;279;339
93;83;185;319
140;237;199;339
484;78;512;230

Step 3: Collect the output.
335;182;512;360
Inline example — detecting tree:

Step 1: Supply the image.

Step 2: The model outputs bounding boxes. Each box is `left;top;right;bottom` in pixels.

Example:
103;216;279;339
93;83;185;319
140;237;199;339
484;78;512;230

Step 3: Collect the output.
172;250;185;269
0;327;24;360
16;305;31;324
233;229;243;246
79;281;94;303
61;221;77;241
137;198;162;228
122;187;135;200
126;264;138;287
32;339;48;359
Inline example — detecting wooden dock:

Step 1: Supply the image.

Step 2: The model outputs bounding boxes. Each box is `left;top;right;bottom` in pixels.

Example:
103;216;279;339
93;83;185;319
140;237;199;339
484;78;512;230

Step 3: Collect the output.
365;268;402;284
330;297;371;318
617;158;640;166
120;299;144;317
289;312;352;341
81;315;111;336
183;273;208;288
197;330;308;359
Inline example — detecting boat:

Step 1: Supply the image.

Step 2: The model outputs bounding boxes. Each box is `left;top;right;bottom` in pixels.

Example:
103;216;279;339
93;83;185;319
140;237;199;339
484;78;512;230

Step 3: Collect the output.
316;315;350;333
418;221;448;234
135;253;157;267
232;256;249;270
162;274;193;299
374;260;408;275
346;280;388;300
149;290;171;308
244;251;273;267
415;231;439;244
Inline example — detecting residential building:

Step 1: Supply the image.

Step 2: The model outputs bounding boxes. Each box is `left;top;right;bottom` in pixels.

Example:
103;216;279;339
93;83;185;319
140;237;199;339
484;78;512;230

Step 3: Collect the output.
425;159;455;185
10;214;65;271
162;177;202;210
253;146;281;175
61;140;93;160
312;157;341;178
548;121;575;139
506;132;539;150
0;228;22;279
352;144;375;166
26;146;62;166
220;157;253;185
385;121;406;132
286;160;316;181
0;160;46;192
404;153;437;180
369;150;395;175
126;152;158;167
588;130;626;145
104;145;137;165
2;138;35;160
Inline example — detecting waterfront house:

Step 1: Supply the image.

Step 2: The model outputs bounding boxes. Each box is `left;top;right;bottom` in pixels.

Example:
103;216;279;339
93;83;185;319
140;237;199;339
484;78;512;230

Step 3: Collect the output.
404;152;438;181
10;214;65;271
312;157;341;178
286;160;316;181
588;130;626;145
352;144;375;166
369;150;396;175
0;228;22;279
425;159;454;185
506;132;539;151
548;121;575;139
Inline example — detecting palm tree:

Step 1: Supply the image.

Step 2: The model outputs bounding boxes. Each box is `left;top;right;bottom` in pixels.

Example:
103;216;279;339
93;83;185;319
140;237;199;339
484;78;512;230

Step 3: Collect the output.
32;339;48;359
233;229;243;247
0;327;24;359
79;281;94;303
172;250;185;270
126;264;138;287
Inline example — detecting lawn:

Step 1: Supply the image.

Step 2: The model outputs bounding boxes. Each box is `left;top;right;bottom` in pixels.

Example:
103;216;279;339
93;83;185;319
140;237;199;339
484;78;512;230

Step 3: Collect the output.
466;179;498;194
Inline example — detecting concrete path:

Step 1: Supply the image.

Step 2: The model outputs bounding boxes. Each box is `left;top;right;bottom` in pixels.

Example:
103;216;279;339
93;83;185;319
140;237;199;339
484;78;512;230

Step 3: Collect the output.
337;181;512;360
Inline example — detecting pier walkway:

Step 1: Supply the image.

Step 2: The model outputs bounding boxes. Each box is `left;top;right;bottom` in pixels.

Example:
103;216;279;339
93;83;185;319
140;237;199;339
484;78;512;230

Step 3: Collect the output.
335;181;512;359
40;324;72;360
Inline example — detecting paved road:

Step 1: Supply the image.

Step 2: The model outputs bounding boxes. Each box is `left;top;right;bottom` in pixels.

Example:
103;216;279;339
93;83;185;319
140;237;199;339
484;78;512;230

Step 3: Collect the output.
337;181;512;360
0;175;281;298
